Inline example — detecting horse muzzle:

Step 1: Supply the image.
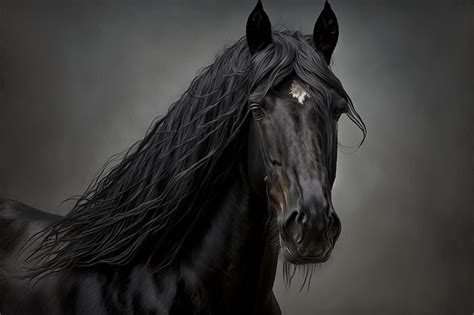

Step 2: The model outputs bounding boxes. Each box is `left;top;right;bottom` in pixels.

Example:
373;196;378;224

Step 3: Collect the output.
278;201;341;264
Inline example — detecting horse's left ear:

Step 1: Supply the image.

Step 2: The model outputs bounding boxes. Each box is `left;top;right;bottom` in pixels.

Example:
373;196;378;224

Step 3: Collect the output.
246;0;272;55
313;1;339;64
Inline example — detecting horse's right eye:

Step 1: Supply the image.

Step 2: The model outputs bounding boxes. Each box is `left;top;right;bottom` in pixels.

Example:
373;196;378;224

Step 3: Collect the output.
250;104;265;120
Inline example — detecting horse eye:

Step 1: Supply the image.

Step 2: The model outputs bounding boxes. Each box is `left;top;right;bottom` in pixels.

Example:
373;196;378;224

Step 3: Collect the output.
250;104;265;120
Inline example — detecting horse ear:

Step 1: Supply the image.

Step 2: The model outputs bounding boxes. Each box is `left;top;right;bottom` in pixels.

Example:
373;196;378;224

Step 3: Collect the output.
313;1;339;64
246;0;272;55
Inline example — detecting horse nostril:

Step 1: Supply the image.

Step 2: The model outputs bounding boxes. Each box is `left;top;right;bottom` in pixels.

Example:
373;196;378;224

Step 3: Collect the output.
283;210;305;245
283;210;307;245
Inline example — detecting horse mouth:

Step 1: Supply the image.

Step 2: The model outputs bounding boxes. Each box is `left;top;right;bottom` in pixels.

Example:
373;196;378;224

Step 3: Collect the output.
281;242;332;265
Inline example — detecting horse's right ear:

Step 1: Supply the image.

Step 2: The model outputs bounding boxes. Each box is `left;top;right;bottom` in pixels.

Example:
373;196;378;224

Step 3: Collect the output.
313;1;339;64
246;0;272;55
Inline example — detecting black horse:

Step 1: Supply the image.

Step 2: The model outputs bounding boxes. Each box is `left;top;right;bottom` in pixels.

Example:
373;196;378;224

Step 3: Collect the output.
0;1;365;314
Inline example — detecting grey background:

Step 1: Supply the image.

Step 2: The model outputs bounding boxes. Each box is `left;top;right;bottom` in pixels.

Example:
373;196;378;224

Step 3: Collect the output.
0;0;473;314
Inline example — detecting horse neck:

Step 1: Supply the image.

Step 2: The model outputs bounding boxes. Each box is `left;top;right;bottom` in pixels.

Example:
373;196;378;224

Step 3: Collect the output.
170;165;279;311
90;163;279;313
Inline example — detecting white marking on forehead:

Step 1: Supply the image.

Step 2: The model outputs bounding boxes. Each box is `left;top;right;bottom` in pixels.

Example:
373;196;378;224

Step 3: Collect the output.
289;81;309;105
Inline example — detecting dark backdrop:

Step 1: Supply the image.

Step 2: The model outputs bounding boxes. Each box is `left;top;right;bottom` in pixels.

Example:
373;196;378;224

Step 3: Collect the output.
1;0;473;314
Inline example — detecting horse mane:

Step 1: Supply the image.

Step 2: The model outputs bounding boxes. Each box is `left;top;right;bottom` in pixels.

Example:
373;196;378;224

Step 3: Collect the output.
26;30;366;278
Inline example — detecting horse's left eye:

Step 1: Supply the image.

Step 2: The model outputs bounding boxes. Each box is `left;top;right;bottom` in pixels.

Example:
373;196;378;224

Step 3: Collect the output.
250;104;265;120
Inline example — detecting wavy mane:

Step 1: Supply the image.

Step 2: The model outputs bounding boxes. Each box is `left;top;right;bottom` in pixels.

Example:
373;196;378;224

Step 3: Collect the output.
26;31;366;278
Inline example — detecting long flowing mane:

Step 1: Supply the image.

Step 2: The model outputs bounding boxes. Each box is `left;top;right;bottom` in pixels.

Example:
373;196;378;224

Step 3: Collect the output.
26;30;366;278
